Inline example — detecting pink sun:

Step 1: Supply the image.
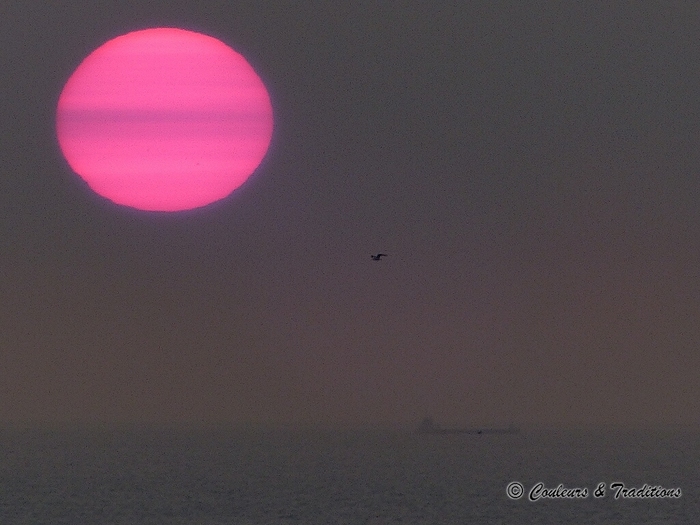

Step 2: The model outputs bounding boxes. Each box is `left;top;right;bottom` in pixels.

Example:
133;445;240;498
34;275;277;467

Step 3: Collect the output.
56;28;273;211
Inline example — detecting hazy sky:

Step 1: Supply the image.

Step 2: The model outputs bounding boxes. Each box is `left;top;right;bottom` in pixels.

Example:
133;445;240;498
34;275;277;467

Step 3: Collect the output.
2;1;700;429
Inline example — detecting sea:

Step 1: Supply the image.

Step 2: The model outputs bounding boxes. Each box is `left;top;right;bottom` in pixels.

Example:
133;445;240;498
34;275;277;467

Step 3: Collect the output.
0;426;697;524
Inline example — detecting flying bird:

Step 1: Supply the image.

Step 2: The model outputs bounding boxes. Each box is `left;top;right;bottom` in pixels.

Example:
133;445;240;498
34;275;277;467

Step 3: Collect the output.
371;253;388;260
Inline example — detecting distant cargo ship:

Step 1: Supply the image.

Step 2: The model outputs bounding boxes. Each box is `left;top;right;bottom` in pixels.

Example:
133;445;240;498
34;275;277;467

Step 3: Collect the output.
417;417;519;435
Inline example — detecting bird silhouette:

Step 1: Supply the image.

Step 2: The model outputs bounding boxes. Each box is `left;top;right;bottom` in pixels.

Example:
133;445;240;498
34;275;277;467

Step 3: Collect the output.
371;253;388;260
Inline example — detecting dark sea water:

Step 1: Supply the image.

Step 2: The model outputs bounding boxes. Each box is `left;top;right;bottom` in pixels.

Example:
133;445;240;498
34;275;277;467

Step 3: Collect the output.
0;427;697;524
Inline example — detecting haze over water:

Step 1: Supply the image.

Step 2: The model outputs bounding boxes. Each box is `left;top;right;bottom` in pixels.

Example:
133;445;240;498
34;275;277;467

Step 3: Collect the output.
1;426;697;524
3;2;700;521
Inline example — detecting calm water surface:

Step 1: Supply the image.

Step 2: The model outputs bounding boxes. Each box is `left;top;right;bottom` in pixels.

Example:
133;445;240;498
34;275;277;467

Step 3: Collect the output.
0;427;697;524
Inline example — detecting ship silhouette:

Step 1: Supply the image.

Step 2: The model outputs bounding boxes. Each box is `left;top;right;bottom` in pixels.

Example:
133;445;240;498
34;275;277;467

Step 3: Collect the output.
416;416;519;435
